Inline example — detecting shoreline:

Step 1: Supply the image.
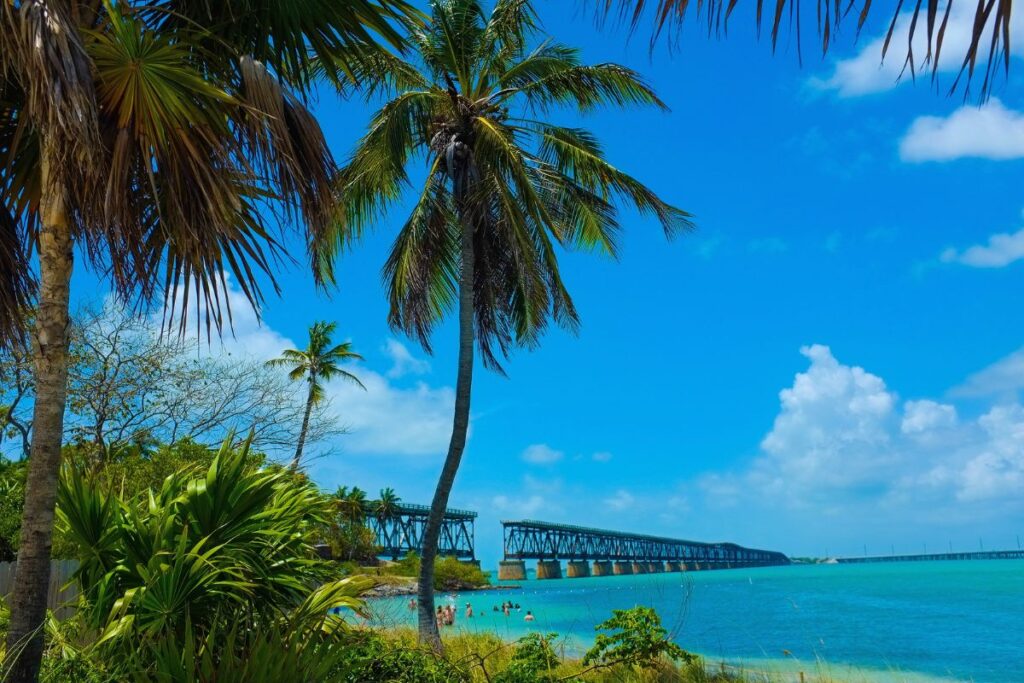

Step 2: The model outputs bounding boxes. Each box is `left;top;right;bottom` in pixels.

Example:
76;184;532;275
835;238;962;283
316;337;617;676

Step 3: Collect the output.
364;578;521;598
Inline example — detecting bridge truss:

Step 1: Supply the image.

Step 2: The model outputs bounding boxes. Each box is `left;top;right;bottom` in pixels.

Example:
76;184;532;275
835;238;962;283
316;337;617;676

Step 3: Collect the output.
367;504;476;560
502;520;788;567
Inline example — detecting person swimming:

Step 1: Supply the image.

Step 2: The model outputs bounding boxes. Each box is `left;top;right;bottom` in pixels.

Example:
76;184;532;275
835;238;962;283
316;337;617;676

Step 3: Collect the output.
524;610;535;622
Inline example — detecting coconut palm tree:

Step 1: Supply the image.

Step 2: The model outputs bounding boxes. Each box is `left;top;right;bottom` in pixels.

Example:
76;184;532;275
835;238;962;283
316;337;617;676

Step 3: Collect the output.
596;0;1012;97
326;0;691;649
267;321;366;469
375;486;402;521
334;484;369;524
0;2;414;679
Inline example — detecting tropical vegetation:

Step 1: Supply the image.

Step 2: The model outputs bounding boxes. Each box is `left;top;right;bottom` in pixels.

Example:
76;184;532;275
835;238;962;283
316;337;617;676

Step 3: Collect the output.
267;321;365;469
327;0;690;648
0;1;417;677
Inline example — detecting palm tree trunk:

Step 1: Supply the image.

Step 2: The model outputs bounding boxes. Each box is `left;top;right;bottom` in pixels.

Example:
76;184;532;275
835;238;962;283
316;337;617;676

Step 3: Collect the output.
417;208;475;652
291;375;316;469
4;149;74;683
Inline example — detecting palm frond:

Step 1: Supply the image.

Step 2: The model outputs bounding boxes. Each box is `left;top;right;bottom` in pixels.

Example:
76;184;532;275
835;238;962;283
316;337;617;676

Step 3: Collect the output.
598;0;1014;97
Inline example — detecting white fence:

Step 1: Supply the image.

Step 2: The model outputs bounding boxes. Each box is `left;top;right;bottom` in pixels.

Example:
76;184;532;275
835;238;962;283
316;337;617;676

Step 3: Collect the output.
0;560;79;620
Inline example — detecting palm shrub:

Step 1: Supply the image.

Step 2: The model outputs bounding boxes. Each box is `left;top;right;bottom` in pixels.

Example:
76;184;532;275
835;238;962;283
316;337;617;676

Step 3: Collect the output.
54;436;370;679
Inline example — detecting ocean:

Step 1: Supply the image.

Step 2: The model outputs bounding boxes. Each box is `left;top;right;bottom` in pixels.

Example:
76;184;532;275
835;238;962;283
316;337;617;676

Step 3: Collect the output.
367;560;1024;682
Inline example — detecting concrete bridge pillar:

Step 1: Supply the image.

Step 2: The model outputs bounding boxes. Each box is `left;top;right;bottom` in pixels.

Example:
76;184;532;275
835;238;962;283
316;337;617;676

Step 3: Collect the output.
631;561;648;574
566;560;591;578
536;560;562;579
592;561;613;576
647;562;660;573
691;562;701;571
612;561;633;575
664;561;680;572
498;560;526;581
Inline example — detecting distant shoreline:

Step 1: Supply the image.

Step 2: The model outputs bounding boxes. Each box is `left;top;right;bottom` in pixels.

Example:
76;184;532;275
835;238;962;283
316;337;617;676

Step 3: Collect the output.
364;577;520;598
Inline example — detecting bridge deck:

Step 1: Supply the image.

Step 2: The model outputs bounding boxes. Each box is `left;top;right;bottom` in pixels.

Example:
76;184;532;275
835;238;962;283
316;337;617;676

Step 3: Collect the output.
502;519;788;566
367;505;476;560
837;550;1024;563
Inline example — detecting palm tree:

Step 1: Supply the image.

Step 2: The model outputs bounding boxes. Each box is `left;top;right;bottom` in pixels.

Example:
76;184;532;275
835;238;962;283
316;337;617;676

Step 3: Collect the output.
344;486;369;525
597;0;1011;97
0;2;413;679
326;0;690;649
375;486;402;521
267;321;366;469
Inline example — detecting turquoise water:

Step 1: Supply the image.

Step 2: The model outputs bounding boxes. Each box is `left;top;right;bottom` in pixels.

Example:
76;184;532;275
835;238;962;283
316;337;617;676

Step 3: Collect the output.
368;561;1024;682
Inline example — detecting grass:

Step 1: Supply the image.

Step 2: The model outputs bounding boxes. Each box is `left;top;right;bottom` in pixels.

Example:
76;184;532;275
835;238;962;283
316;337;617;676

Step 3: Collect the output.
371;627;848;683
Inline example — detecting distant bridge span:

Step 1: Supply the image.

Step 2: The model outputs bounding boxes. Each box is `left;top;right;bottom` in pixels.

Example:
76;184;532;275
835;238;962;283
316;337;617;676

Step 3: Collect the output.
500;519;789;579
366;504;476;561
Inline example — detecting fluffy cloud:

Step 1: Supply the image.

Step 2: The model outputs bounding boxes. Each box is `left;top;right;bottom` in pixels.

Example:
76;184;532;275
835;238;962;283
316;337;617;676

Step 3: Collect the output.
812;4;1024;97
521;443;564;465
901;400;957;435
706;345;1024;515
155;274;296;361
383;338;431;378
939;222;1024;268
592;451;613;462
900;100;1024;162
951;347;1024;399
491;494;546;518
324;369;455;457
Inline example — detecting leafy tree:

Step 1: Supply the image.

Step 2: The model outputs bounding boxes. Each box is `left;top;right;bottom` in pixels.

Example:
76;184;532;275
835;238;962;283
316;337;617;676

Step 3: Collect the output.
0;304;345;465
582;606;695;671
597;0;1011;98
0;1;415;677
327;0;689;649
267;321;365;469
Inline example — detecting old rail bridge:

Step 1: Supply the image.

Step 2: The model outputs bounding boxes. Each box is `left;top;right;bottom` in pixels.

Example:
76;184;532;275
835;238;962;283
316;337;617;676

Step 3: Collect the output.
499;519;790;579
366;503;477;561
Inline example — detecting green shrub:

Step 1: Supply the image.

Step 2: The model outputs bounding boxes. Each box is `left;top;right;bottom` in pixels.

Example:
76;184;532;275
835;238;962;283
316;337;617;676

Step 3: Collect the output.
434;556;490;590
583;606;695;671
494;633;562;683
54;435;366;680
380;552;490;589
331;630;471;682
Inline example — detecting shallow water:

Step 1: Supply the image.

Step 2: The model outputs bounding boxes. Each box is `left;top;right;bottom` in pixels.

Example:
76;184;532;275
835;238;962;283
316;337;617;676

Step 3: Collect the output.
368;560;1024;682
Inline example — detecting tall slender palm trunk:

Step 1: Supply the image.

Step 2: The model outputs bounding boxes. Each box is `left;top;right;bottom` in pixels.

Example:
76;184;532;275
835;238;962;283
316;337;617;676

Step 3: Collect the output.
4;150;74;683
292;375;316;469
417;210;475;652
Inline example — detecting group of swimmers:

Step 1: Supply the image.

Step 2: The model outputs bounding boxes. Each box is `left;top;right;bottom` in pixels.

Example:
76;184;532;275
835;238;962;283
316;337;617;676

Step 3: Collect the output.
408;598;535;625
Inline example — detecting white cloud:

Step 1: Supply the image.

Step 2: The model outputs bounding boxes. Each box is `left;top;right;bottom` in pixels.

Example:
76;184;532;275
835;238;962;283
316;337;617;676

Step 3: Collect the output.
952;347;1024;399
383;338;431;378
521;443;564;465
705;345;1024;515
900;100;1024;162
155;273;296;361
812;4;1024;97
491;494;546;518
604;489;635;511
901;400;957;435
592;451;613;462
325;369;455;457
939;223;1024;268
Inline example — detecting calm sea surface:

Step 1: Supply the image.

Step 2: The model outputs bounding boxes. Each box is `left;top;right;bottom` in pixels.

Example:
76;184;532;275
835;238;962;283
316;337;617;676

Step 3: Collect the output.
368;560;1024;682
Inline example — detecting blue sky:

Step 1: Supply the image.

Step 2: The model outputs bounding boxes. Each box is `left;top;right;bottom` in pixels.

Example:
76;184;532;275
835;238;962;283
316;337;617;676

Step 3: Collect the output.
75;2;1024;563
